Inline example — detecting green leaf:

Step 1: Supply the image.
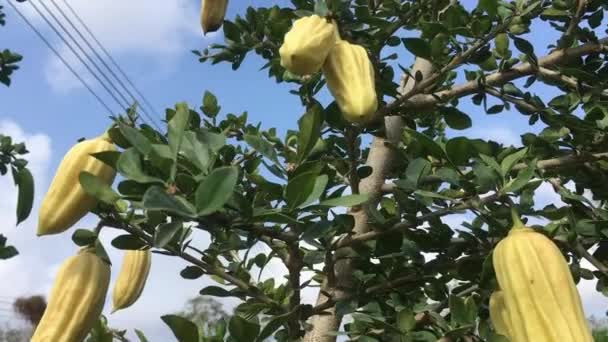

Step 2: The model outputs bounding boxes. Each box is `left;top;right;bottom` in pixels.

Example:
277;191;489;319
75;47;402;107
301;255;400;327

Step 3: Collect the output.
202;90;220;117
181;130;226;174
91;150;121;169
143;186;197;218
406;129;447;161
161;315;199;342
229;315;260;342
244;134;280;166
0;245;18;260
15;167;33;225
111;234;147;250
154;221;182;248
285;171;318;209
500;147;528;175
117;148;165;184
168;103;190;181
79;171;120;204
397;308;416;332
446;137;473;166
200;286;233;297
134;329;149;342
319;194;369;207
502;162;535;193
180;266;205;279
195;166;239;215
477;0;498;17
256;316;287;342
404;158;432;188
441;107;472;130
479;154;503;176
402;38;431;59
512;36;536;62
118;123;152;156
297;104;323;164
72;229;98;247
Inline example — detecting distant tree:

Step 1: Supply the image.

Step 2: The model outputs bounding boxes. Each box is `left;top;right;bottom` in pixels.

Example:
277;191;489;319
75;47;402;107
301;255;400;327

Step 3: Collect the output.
178;296;229;336
13;295;46;327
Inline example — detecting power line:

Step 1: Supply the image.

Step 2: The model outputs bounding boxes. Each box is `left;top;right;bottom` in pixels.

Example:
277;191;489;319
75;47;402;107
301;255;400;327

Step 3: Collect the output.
46;0;162;130
4;0;115;116
29;0;131;114
57;0;163;128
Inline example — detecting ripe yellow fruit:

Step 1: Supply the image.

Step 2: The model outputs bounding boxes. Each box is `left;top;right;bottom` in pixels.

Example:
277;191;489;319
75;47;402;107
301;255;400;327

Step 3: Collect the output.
322;40;378;124
112;249;152;312
31;248;110;342
279;15;339;76
488;291;511;338
201;0;229;34
492;215;594;342
38;133;116;236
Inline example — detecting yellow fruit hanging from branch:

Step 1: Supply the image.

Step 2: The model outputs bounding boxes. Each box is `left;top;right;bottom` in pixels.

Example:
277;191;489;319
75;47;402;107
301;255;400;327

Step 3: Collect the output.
38;133;117;236
201;0;229;34
279;15;340;76
322;40;378;124
112;249;152;312
31;248;110;342
492;211;594;342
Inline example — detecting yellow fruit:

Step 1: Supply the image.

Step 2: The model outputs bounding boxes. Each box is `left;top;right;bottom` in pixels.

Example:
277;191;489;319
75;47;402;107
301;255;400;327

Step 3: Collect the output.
492;216;593;342
38;133;116;236
31;248;110;342
201;0;229;34
112;249;152;312
279;15;339;76
489;291;511;338
322;40;378;123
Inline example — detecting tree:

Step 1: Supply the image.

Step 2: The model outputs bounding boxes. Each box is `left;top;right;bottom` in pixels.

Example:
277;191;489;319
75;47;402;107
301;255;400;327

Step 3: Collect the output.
41;0;608;341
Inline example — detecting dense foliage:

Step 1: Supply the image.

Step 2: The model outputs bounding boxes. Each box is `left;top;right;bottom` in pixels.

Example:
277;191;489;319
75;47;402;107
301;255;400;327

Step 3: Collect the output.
31;0;608;341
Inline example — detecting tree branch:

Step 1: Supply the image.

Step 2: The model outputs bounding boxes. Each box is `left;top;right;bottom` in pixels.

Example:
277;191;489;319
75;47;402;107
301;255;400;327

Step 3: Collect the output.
575;241;608;277
379;19;513;117
105;218;279;308
485;86;543;113
400;37;608;110
562;0;587;44
382;151;608;193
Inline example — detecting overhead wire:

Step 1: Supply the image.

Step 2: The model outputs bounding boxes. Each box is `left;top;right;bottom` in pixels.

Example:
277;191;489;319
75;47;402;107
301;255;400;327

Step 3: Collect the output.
4;0;116;116
47;0;162;130
58;0;163;125
30;0;133;114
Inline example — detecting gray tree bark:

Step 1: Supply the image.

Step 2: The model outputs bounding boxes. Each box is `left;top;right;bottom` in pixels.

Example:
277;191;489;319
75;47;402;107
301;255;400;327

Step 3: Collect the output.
303;58;434;342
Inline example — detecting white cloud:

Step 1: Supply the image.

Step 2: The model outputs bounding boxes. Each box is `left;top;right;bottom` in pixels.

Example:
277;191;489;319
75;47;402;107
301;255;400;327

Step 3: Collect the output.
468;126;522;147
17;0;203;92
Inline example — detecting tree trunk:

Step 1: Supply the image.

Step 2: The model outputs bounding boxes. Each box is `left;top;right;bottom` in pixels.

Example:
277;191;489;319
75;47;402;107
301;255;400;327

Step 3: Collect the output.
303;58;434;342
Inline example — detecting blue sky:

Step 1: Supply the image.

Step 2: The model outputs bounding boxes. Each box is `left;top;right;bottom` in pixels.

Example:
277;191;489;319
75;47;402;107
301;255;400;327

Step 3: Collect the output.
0;0;606;340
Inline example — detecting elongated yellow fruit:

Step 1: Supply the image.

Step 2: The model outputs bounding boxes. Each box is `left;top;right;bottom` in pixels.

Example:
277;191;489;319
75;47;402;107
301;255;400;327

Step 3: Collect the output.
201;0;228;34
112;249;152;312
489;291;511;338
31;248;110;342
279;15;339;76
322;40;378;124
493;217;594;342
38;133;116;236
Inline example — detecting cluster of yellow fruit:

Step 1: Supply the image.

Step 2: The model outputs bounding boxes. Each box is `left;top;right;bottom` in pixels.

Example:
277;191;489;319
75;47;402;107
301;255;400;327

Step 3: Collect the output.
200;0;229;35
32;132;152;341
279;15;378;124
489;213;594;342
